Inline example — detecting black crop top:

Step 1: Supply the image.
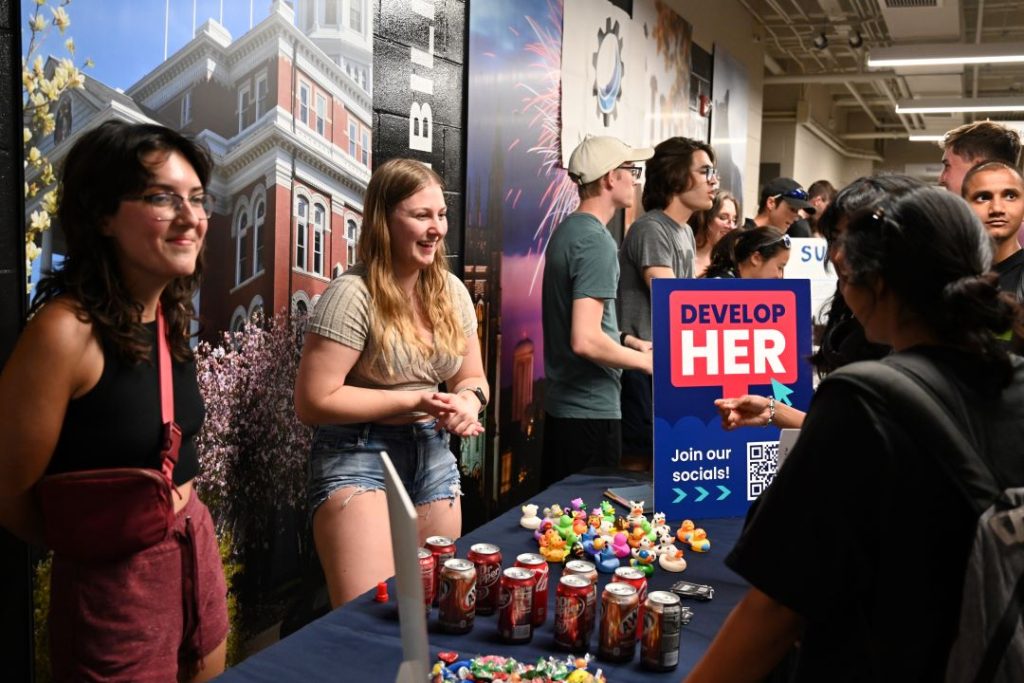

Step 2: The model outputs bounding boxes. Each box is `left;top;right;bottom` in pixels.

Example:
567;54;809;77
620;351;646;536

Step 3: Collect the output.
47;322;204;485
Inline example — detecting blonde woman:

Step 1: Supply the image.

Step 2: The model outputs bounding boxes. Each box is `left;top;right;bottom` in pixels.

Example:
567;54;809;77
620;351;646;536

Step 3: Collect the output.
295;159;487;607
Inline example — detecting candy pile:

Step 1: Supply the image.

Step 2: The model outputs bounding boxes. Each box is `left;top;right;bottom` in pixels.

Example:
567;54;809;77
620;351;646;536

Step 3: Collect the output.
430;651;607;682
519;497;711;574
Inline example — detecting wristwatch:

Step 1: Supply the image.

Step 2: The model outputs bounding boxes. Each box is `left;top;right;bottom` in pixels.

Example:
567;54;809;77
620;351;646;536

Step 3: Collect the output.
458;386;488;412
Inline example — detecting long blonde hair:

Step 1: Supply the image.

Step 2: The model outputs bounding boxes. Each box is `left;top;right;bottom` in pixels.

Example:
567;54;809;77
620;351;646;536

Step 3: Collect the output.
357;158;465;374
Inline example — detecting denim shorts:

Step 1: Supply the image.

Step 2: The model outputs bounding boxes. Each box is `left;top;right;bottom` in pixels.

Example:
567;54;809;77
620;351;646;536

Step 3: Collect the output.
307;419;462;515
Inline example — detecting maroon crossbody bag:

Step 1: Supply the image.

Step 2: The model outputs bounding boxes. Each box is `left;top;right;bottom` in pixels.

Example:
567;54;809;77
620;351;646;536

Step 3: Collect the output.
37;304;183;562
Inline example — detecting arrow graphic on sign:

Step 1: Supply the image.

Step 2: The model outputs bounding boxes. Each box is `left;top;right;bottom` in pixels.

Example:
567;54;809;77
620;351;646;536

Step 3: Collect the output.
717;485;731;501
771;378;794;406
694;486;709;502
672;488;687;503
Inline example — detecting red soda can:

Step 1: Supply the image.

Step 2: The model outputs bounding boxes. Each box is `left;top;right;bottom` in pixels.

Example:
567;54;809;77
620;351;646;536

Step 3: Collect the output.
424;535;456;605
497;567;535;643
514;552;549;626
599;582;639;663
437;558;476;634
613;566;648;639
641;591;683;671
564;560;598;635
467;543;503;615
554;575;592;651
417;547;435;612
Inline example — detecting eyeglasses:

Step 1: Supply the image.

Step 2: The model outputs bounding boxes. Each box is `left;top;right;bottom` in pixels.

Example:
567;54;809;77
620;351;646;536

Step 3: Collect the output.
695;165;719;182
771;188;809;203
617;165;643;179
125;192;216;221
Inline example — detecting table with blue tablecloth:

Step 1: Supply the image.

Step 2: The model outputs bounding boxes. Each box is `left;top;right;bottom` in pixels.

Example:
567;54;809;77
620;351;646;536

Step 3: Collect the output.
215;471;749;681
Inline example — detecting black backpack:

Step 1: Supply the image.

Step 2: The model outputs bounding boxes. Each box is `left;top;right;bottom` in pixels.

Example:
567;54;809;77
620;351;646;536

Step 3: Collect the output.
833;354;1024;683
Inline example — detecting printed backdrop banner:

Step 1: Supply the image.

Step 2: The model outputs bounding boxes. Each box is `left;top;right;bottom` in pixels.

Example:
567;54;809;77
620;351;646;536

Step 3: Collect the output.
560;0;696;161
651;279;814;519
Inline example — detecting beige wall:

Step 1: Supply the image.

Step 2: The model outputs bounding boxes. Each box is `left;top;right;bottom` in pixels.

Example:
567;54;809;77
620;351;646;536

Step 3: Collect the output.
794;126;874;188
664;0;764;221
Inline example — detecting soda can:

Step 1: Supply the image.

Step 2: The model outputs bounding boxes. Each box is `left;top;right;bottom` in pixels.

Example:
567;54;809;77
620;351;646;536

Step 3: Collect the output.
554;575;592;651
424;535;456;606
599;582;639;663
641;591;682;671
514;552;549;626
613;566;648;639
417;547;435;613
564;560;598;635
437;558;476;634
467;543;503;615
497;567;535;643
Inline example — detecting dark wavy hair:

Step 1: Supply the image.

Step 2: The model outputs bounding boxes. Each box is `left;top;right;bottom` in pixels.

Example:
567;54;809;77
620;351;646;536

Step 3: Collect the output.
688;190;740;250
840;184;1024;385
642;136;715;212
32;120;213;362
701;226;788;279
810;175;922;376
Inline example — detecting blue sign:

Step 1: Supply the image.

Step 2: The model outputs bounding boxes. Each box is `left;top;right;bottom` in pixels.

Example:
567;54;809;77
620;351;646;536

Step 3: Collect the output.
651;279;814;518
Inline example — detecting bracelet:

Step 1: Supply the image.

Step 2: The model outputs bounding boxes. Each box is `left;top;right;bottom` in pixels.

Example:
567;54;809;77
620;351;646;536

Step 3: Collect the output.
620;331;628;346
765;396;776;427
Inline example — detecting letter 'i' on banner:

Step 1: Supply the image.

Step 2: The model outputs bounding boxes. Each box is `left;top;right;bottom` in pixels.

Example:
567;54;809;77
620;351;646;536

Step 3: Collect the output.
650;279;814;519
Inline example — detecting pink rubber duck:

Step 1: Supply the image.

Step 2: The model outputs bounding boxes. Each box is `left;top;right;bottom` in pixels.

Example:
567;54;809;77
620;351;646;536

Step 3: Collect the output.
611;532;632;559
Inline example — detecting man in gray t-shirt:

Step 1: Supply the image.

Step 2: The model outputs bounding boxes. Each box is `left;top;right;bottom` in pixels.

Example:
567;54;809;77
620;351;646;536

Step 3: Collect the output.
541;135;654;485
616;137;719;461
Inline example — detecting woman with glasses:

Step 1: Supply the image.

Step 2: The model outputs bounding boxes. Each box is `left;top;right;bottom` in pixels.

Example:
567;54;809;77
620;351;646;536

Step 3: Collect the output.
701;226;791;279
686;182;1024;682
0;121;227;680
689;189;740;277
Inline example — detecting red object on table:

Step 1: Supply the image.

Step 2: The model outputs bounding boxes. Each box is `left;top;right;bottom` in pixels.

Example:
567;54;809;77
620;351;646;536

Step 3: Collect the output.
374;581;389;603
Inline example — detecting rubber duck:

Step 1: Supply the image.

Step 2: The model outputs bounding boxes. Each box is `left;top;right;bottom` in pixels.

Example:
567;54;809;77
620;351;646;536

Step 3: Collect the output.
688;528;711;553
539;528;568;562
543;503;564;524
598;519;615;536
658;546;687;572
571;516;588;538
554;514;579;545
533;518;554;543
615;516;630;532
520;503;541;530
587;512;603;532
570;541;587;560
569;497;586;514
580;524;599;545
626;526;646;549
629;547;656;577
600;501;616;525
651;512;670;539
593;542;621;574
611;532;632;559
639;519;658;543
626;500;646;527
583;534;606;560
677;519;696;544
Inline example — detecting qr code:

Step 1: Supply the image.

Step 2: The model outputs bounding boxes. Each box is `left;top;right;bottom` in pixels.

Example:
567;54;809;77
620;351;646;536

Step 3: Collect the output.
746;441;779;500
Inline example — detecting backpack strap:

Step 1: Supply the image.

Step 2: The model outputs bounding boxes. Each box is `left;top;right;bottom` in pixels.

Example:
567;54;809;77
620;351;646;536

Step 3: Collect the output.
830;354;1001;514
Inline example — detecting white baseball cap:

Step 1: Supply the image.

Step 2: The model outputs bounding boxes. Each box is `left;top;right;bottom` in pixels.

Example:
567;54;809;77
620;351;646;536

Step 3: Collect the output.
567;135;654;185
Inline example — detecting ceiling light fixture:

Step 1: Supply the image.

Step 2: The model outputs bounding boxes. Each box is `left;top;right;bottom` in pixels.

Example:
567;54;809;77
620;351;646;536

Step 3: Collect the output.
895;97;1024;114
908;135;945;142
813;32;828;50
868;42;1024;68
848;31;863;49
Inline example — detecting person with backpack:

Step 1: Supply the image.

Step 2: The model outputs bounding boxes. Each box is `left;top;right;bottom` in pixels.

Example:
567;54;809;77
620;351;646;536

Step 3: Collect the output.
685;181;1024;682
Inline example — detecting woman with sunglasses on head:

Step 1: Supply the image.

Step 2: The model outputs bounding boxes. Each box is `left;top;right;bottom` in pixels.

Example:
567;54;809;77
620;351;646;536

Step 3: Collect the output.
294;158;487;608
686;182;1024;682
689;189;740;277
0;121;228;680
701;226;791;280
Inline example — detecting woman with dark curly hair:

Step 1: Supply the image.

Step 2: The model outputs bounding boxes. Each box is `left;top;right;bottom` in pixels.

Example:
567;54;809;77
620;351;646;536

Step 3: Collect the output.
689;189;740;276
687;184;1024;682
0;120;228;680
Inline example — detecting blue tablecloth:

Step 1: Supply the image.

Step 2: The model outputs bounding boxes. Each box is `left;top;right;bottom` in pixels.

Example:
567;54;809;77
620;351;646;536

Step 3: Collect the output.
216;472;748;681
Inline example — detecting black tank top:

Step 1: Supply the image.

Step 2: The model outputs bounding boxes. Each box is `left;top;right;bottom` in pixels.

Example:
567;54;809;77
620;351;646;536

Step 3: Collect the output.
48;322;204;485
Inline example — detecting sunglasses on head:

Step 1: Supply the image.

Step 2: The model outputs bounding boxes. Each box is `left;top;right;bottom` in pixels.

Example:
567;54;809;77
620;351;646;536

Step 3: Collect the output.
759;234;792;251
772;188;809;203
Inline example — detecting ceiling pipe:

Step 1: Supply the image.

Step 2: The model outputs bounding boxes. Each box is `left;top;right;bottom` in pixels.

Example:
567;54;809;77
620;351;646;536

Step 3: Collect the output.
844;82;883;127
765;71;898;84
840;131;916;140
802;118;884;161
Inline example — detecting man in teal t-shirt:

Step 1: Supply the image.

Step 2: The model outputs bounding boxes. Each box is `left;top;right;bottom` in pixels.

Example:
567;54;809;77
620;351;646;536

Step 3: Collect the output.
541;135;655;485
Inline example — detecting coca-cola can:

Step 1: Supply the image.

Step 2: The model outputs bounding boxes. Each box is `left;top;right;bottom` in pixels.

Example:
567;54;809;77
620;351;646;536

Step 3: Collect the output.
564;560;598;634
599;582;639;663
437;558;476;634
514;552;549;626
641;591;682;671
613;566;648;639
417;547;435;612
424;535;456;606
554;575;592;651
467;543;503;615
497;567;535;643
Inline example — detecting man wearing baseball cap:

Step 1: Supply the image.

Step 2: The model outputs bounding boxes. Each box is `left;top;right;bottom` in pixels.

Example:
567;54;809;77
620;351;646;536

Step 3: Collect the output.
541;135;655;485
744;177;816;232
